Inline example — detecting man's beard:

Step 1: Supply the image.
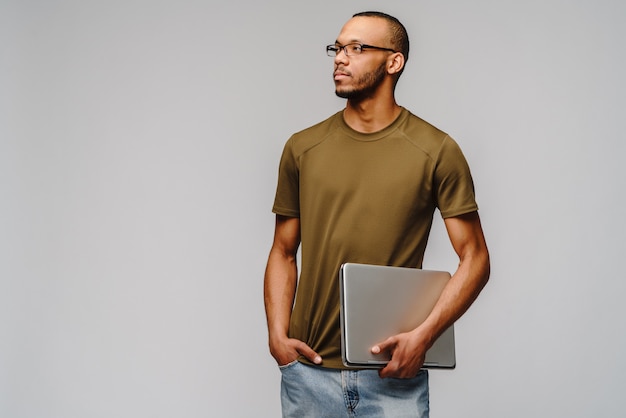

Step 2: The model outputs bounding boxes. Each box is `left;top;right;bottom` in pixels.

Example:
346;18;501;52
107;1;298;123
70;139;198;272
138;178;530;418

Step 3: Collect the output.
335;62;387;100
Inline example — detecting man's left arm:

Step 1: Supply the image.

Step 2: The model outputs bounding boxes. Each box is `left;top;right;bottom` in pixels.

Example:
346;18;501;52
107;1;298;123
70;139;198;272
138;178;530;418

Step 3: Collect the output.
373;211;490;378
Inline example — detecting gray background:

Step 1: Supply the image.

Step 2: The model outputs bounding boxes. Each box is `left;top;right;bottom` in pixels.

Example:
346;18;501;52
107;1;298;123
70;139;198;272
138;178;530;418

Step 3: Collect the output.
2;0;625;417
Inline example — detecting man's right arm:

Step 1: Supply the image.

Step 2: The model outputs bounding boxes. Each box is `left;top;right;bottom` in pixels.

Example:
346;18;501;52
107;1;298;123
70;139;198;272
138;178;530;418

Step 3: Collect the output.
264;214;322;366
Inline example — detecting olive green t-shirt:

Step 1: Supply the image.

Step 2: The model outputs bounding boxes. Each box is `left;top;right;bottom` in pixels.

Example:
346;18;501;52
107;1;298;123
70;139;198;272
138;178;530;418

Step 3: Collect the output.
272;108;478;369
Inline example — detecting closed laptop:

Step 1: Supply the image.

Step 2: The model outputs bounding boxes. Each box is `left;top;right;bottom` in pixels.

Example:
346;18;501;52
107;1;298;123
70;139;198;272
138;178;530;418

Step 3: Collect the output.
339;263;456;369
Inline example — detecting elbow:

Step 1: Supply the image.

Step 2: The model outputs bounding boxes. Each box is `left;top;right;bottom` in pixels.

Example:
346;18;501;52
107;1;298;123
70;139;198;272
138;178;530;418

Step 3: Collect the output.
479;250;491;289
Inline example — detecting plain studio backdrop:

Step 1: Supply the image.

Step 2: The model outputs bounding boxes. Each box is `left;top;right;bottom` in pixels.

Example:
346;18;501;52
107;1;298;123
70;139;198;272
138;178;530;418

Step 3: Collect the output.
1;0;624;417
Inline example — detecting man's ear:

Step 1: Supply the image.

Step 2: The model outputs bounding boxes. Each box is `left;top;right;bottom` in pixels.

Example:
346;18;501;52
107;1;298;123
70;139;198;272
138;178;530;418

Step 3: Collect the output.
387;52;405;75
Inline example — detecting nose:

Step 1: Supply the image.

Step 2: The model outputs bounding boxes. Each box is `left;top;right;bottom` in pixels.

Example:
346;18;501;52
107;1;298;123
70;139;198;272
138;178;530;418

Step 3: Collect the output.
334;47;348;65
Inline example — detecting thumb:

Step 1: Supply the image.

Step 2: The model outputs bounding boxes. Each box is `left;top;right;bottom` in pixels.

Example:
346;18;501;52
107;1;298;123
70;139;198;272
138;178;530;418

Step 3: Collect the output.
297;341;323;364
371;336;396;354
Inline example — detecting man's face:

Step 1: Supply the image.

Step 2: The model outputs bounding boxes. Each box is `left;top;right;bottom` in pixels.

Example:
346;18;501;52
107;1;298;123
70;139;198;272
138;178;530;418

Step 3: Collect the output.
333;17;392;100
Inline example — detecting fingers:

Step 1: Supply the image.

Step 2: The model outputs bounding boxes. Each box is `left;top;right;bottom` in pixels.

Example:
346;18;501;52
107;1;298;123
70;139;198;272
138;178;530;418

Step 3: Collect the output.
272;338;322;366
379;354;424;379
372;335;425;379
379;356;403;379
371;336;397;355
296;340;322;364
378;363;395;379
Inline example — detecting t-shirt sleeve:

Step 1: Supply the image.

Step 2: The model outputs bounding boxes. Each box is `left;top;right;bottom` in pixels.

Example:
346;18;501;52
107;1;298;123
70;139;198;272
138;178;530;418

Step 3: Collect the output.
272;137;301;217
434;136;479;218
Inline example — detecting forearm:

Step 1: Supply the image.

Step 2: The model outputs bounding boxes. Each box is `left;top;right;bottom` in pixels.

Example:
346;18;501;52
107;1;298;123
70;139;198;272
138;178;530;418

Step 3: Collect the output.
414;212;491;347
264;248;298;341
262;215;321;365
375;245;489;378
419;248;490;345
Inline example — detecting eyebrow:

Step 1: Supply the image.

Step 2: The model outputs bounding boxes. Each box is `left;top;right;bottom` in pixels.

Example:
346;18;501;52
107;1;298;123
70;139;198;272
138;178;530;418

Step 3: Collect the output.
334;39;363;45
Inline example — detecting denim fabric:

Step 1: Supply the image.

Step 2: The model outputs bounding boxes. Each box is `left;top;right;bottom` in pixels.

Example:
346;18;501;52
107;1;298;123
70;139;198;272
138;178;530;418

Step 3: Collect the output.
279;361;429;418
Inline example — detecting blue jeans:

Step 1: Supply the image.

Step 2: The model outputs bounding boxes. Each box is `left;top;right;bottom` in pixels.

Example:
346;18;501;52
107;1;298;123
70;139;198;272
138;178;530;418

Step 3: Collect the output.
279;361;429;417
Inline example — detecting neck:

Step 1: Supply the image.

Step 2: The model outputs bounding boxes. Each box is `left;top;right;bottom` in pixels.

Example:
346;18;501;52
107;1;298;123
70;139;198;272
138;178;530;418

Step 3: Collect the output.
343;97;402;133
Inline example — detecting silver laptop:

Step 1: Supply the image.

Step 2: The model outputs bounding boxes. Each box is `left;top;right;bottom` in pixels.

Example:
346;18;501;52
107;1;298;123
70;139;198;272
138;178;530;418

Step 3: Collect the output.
339;263;456;369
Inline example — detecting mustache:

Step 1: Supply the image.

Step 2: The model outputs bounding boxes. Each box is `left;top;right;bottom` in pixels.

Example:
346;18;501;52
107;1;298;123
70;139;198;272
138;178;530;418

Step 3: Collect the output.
334;66;352;76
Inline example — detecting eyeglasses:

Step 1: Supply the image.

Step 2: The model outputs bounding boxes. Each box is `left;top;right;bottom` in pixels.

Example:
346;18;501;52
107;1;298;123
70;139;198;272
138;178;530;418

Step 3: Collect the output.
326;43;396;57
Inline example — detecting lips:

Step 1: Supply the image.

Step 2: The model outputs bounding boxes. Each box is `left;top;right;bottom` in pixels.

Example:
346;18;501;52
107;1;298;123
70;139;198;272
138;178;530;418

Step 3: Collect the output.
334;69;351;80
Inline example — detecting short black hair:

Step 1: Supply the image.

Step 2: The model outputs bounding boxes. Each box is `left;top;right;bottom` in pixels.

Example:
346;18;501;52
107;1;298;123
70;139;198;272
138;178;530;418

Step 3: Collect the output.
352;11;410;63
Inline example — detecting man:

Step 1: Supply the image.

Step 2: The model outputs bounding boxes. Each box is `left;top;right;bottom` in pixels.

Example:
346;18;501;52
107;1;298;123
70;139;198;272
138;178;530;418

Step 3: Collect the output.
264;11;490;417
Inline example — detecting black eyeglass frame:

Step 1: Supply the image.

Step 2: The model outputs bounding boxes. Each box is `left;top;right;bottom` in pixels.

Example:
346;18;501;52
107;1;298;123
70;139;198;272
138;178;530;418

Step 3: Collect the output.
326;43;397;57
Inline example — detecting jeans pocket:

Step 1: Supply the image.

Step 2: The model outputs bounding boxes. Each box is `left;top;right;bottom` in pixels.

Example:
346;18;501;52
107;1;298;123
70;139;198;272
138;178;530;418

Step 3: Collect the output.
278;359;300;371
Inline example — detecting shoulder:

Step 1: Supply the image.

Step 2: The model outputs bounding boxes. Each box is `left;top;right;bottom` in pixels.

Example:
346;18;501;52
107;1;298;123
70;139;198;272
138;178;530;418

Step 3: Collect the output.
285;111;342;157
397;110;462;161
398;110;448;146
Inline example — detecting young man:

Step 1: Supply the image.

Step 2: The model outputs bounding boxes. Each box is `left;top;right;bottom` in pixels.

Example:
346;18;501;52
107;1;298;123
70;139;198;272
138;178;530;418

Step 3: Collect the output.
264;11;490;417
